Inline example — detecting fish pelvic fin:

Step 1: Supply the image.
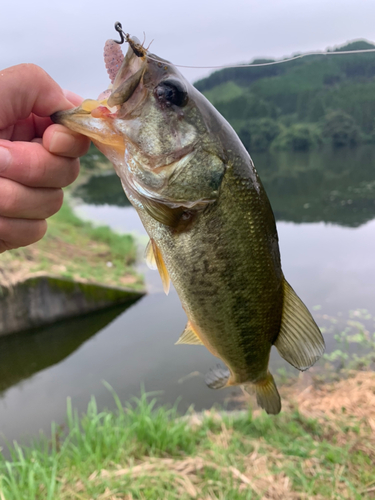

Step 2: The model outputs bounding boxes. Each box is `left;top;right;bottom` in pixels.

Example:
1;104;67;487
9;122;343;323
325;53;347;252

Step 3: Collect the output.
245;372;281;415
145;239;157;270
150;238;170;295
175;321;204;345
274;279;325;371
205;365;230;390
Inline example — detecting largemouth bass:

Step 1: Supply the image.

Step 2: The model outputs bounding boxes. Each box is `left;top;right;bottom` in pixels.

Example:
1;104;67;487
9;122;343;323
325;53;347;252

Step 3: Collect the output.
52;30;325;414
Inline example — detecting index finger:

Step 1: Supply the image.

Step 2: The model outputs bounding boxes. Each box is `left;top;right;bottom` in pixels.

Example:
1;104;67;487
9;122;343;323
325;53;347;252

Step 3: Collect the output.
0;64;76;130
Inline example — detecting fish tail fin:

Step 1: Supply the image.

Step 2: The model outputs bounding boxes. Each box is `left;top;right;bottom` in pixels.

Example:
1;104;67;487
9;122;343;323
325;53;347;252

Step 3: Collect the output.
245;372;281;415
274;279;325;371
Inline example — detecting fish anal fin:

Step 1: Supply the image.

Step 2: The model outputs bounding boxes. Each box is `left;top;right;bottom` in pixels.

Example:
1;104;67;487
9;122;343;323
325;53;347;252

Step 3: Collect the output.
175;321;204;345
275;279;325;371
245;372;281;415
144;239;157;270
205;365;230;390
150;239;170;295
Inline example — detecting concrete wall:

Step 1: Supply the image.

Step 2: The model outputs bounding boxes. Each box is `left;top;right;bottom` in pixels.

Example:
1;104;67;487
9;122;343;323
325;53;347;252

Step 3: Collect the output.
0;275;145;336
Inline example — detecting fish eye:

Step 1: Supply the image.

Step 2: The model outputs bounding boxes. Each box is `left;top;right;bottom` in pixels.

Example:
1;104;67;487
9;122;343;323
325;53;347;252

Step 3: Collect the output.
154;79;188;107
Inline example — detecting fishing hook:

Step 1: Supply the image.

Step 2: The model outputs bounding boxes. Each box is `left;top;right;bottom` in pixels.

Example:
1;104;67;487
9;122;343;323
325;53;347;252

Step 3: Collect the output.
113;22;147;58
113;22;126;44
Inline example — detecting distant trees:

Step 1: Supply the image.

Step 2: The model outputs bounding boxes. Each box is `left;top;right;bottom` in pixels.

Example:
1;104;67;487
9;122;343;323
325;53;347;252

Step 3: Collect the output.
236;112;360;152
322;111;360;147
238;118;281;152
197;40;375;152
215;94;277;121
272;124;322;152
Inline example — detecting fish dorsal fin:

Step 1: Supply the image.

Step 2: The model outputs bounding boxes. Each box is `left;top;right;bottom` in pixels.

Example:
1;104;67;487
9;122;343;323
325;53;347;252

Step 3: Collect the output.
150;238;170;295
274;279;325;371
144;239;157;270
175;321;203;345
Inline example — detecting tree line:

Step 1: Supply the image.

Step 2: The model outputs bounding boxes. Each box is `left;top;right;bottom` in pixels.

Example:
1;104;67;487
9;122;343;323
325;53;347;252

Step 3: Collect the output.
195;41;375;152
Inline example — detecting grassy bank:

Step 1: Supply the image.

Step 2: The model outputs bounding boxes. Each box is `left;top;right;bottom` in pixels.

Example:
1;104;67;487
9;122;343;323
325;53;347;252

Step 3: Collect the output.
0;199;143;291
0;372;374;499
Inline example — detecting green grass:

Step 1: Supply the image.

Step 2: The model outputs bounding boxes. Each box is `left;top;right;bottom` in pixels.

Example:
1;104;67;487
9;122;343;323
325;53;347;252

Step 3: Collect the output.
2;199;143;290
0;382;374;499
48;201;136;261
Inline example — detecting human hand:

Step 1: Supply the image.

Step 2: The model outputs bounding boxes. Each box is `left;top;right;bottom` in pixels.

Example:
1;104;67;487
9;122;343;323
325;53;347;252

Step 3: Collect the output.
0;64;91;253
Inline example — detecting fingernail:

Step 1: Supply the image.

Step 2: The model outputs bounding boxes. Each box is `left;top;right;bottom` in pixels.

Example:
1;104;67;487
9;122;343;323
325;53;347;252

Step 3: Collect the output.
0;147;12;173
49;131;77;155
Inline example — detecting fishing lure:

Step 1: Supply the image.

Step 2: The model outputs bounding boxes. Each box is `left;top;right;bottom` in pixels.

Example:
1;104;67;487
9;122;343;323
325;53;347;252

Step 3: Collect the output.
104;39;124;84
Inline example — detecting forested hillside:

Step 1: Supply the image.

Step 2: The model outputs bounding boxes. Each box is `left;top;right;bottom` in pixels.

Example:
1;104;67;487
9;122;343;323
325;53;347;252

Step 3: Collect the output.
195;41;375;152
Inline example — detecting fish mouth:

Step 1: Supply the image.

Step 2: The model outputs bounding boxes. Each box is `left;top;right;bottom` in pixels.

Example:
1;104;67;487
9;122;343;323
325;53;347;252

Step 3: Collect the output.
51;38;147;150
51;102;125;150
51;101;196;169
51;36;197;170
51;91;144;152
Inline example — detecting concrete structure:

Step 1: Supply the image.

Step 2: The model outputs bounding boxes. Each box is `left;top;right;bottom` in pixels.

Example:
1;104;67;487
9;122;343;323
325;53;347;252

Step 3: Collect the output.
0;275;145;336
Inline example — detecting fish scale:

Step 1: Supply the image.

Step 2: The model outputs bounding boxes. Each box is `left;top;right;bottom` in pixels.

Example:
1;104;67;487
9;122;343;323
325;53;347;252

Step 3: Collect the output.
137;154;283;383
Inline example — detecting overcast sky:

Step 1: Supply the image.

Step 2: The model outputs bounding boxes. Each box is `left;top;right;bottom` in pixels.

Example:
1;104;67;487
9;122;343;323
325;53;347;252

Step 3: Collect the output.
1;0;375;98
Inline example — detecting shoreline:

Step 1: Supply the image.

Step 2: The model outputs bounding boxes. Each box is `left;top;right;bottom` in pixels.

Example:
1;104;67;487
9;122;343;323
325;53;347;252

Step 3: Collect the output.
0;196;145;335
0;369;373;499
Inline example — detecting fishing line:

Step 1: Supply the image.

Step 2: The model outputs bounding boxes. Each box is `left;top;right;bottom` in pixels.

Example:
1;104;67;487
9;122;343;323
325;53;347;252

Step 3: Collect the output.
146;48;375;70
113;22;375;70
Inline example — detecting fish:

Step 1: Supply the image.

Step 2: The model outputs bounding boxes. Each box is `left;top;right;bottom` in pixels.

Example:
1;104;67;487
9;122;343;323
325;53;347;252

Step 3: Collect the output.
52;30;325;414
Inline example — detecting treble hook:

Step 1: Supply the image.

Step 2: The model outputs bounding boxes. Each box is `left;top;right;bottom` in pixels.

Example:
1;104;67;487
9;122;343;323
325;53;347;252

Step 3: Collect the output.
113;22;126;44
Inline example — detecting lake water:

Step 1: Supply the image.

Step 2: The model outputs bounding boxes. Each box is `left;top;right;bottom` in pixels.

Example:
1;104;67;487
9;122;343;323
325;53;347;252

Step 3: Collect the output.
0;145;375;449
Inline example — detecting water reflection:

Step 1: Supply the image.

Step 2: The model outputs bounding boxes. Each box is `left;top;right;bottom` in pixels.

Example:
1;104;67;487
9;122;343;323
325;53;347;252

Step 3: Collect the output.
258;146;375;227
74;145;375;227
0;301;139;395
75;172;131;207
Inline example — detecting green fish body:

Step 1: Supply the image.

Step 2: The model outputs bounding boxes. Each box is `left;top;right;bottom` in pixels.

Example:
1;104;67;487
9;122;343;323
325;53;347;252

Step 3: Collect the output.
52;35;325;414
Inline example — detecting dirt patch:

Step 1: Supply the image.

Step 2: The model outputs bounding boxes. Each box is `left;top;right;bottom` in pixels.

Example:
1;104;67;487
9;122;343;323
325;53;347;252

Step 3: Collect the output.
284;371;375;424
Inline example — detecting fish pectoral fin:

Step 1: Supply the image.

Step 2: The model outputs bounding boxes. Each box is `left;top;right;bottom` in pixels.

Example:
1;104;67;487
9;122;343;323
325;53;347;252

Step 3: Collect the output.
143;198;184;227
144;239;157;270
175;321;203;345
205;365;230;390
150;238;170;295
275;279;325;371
245;372;281;415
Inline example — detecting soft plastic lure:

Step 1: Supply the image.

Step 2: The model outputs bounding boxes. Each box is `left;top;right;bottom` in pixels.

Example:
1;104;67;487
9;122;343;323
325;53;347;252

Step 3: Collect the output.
104;39;124;84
